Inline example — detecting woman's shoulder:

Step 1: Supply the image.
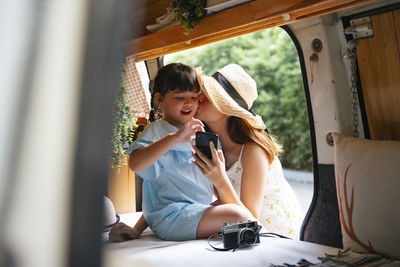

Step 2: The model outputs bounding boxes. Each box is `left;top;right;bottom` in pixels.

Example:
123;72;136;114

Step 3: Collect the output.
242;142;265;153
241;142;269;166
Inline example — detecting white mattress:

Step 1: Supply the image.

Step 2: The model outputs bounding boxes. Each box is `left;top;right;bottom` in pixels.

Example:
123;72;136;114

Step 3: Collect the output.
103;212;340;267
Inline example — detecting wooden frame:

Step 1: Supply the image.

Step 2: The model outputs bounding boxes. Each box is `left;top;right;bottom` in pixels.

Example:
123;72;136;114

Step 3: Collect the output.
108;155;136;214
127;0;378;61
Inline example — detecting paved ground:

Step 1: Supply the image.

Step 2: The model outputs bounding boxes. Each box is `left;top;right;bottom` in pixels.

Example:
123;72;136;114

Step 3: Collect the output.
287;180;313;214
283;169;314;214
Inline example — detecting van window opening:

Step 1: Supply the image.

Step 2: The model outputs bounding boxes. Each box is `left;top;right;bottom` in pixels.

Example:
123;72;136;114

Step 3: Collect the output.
135;61;151;107
164;27;313;213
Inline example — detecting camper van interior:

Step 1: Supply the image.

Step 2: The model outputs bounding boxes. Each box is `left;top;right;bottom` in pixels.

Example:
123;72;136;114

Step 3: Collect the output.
1;0;400;266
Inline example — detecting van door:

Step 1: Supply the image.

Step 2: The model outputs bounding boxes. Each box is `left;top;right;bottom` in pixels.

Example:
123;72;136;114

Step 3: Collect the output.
351;9;400;140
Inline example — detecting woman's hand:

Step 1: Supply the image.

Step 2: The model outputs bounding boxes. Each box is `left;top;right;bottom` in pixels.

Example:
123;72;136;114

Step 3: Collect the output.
174;117;204;143
192;141;229;188
109;222;141;242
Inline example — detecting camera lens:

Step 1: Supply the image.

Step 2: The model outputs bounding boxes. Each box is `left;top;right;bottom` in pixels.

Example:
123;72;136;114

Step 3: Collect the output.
238;228;256;246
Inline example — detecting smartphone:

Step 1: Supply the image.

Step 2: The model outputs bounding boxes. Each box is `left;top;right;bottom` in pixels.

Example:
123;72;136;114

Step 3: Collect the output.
195;131;219;159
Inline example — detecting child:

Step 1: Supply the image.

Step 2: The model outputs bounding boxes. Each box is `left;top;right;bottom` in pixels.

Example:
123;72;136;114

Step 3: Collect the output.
109;63;253;242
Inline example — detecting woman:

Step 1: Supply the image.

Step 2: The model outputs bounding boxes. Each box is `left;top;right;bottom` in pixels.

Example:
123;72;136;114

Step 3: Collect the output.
192;64;303;239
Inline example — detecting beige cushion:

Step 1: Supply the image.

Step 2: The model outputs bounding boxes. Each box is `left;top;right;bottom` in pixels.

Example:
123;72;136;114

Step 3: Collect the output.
333;133;400;259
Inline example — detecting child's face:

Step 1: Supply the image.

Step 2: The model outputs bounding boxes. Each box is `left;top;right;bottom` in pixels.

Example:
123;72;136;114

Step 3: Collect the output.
155;88;199;126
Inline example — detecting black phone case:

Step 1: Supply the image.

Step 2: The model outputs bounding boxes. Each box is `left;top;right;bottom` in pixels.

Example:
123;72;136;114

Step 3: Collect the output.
195;132;219;159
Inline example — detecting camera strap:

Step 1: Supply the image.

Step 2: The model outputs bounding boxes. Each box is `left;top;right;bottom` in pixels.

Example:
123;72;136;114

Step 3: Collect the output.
207;232;232;251
259;232;290;239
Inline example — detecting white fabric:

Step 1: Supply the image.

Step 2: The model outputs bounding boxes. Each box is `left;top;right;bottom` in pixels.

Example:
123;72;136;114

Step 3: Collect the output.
333;133;400;260
103;212;340;267
226;146;304;239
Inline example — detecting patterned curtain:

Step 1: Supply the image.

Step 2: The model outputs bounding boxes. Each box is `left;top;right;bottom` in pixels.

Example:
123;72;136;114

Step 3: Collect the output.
123;55;150;119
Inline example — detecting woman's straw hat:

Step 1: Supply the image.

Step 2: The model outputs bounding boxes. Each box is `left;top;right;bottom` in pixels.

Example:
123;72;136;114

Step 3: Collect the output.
196;64;266;129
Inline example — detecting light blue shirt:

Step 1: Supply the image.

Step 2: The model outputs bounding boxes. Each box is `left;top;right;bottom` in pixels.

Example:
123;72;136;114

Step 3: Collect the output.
125;120;213;240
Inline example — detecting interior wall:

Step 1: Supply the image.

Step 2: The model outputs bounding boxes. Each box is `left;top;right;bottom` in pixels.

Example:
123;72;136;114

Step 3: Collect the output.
289;14;358;165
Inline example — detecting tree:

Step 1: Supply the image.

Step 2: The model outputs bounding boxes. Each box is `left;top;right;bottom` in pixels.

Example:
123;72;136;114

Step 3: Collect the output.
165;27;312;171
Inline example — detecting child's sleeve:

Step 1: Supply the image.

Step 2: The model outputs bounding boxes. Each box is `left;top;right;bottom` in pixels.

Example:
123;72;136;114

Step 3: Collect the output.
124;126;161;181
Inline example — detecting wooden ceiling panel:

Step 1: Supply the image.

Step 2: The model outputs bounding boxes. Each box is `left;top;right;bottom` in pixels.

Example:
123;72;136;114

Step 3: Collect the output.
130;0;171;39
127;0;379;61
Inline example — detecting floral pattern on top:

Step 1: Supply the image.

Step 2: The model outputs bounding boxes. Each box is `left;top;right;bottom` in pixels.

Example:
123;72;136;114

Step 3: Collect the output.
226;145;304;239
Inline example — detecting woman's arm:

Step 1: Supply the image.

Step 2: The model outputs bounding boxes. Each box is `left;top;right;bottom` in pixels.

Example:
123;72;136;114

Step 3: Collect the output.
192;142;268;218
210;186;222;206
192;143;253;218
130;118;204;172
238;143;269;218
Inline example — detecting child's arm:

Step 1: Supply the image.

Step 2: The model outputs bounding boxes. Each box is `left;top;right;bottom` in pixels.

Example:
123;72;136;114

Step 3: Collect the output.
129;118;204;172
109;214;148;242
129;133;180;172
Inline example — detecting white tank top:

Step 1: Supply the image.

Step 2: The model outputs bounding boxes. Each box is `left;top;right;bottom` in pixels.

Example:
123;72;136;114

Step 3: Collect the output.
226;145;304;239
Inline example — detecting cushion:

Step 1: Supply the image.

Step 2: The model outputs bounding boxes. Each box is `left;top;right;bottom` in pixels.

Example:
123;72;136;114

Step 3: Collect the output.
333;133;400;259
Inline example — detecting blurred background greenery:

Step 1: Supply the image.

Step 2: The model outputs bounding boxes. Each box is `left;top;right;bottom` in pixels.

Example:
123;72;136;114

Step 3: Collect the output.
165;27;312;171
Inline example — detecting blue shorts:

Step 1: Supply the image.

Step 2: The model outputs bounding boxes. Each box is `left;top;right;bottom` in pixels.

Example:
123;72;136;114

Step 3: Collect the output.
149;203;211;241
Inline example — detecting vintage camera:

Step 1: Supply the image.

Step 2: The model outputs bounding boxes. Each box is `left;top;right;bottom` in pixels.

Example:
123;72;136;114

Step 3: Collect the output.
221;220;261;249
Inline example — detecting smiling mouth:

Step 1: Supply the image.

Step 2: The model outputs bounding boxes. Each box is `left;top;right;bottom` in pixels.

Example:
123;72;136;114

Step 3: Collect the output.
181;109;192;115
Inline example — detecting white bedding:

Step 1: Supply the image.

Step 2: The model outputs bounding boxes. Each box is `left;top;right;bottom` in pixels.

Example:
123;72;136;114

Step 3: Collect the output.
103;212;340;267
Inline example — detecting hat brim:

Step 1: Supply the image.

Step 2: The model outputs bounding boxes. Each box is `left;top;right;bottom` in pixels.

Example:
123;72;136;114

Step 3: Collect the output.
198;75;265;130
195;67;266;130
201;75;255;120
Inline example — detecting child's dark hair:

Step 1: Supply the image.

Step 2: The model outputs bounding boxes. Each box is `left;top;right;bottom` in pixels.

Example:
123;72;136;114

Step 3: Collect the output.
149;63;200;121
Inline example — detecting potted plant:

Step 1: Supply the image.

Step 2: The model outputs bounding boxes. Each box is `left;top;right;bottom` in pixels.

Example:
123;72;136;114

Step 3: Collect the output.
168;0;208;35
108;61;138;213
167;0;251;34
110;62;136;173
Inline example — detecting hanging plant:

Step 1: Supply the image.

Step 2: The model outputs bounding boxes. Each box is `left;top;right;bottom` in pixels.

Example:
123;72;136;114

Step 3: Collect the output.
167;0;207;35
110;62;136;172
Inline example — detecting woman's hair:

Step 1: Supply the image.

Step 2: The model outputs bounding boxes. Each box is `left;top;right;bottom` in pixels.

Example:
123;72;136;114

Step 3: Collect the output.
227;116;282;164
149;63;200;121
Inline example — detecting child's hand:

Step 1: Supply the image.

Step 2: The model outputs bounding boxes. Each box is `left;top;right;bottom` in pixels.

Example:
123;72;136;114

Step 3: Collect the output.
174;117;204;143
109;222;141;242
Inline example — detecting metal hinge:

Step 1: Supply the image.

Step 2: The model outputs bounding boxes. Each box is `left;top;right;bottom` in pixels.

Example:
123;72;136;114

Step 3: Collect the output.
344;17;373;40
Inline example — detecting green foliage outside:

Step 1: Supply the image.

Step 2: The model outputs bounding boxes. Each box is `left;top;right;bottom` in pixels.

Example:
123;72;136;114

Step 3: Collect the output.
165;28;312;171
